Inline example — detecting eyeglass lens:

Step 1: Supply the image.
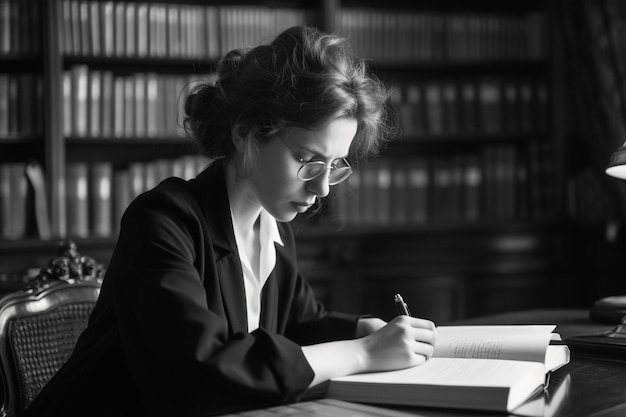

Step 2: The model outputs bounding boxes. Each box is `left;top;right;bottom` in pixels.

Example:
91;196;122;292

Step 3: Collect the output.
298;161;352;185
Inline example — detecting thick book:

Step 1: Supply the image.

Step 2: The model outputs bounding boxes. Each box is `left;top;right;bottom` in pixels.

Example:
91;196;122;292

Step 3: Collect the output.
327;325;570;413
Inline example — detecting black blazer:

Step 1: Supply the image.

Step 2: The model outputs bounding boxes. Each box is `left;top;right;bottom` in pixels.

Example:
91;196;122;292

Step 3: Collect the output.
25;161;360;417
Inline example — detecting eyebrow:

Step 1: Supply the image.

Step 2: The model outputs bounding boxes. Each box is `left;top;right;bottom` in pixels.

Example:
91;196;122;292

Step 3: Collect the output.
293;143;349;161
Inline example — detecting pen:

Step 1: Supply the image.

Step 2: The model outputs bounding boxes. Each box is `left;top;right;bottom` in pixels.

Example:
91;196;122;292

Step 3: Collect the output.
394;293;411;316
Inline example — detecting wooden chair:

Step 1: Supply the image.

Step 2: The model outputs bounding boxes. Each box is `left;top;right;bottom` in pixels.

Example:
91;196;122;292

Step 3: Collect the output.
0;241;103;417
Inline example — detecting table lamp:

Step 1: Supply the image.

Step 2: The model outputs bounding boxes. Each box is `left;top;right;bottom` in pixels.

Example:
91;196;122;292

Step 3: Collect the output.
565;145;626;359
606;141;626;179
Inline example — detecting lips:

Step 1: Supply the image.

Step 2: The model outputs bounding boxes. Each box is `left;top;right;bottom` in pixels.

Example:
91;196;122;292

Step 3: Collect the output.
292;201;314;212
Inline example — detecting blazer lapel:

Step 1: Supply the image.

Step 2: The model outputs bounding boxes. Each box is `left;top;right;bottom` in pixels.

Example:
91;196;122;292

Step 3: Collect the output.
195;161;248;335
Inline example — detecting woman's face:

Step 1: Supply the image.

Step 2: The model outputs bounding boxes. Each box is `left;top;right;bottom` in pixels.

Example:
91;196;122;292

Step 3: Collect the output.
249;117;357;222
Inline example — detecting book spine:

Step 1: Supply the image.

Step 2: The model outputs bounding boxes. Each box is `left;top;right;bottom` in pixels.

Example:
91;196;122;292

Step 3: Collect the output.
90;161;113;237
66;162;89;238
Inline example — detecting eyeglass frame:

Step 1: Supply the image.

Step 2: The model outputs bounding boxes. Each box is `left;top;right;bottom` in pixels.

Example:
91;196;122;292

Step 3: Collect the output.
279;136;353;186
295;157;353;186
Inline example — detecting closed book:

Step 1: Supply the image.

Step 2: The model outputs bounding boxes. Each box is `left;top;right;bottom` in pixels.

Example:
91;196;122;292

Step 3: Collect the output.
100;70;113;137
123;76;135;137
88;69;101;137
113;169;131;234
90;162;112;237
424;82;443;135
390;162;408;225
375;161;392;225
66;162;89;238
462;156;482;222
88;1;100;55
146;73;159;137
0;0;9;53
0;164;10;238
407;159;429;224
79;0;90;55
136;3;148;57
124;2;135;57
24;161;51;240
71;64;89;137
134;73;146;138
113;75;125;137
205;6;219;58
479;79;502;135
0;74;8;135
114;2;125;57
166;4;180;57
101;1;114;56
1;163;27;239
69;0;81;55
7;74;17;134
128;162;146;199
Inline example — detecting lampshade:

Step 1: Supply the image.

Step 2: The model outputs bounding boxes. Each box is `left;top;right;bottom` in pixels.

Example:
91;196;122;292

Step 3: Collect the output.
606;143;626;179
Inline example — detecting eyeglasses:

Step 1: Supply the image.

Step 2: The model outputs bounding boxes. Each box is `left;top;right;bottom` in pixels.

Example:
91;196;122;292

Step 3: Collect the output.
296;157;353;185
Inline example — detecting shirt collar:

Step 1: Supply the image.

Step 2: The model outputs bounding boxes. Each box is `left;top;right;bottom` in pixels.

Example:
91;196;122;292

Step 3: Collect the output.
259;209;284;248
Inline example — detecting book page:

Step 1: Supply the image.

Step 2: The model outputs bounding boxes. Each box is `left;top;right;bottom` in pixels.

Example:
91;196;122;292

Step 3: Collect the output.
434;325;556;363
332;357;543;388
329;358;546;413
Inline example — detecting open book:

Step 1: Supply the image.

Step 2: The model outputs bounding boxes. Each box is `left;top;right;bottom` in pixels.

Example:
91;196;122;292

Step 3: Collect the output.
327;325;570;413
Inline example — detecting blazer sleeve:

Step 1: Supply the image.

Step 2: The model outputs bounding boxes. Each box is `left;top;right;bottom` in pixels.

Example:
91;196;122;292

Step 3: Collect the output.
109;184;316;416
274;222;363;346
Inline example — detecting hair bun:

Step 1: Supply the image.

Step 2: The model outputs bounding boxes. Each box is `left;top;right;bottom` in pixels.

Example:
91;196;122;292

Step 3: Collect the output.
216;49;245;92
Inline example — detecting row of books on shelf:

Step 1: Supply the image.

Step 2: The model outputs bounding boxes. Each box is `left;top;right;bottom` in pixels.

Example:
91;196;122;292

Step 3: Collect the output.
0;156;210;240
0;73;43;136
0;0;41;55
61;0;307;59
392;78;549;138
340;8;548;63
64;65;214;139
325;143;555;227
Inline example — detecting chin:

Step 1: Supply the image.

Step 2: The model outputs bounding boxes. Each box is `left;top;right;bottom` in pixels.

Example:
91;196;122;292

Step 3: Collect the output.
278;212;298;223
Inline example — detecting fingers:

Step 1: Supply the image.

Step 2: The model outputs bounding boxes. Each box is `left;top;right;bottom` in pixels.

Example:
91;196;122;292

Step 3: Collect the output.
413;328;437;345
392;316;437;359
408;317;436;331
414;341;435;359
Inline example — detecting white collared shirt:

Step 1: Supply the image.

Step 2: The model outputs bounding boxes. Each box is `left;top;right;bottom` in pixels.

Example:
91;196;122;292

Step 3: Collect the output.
231;208;284;332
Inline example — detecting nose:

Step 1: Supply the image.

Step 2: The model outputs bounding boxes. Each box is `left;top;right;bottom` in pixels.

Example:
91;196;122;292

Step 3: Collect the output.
306;170;331;198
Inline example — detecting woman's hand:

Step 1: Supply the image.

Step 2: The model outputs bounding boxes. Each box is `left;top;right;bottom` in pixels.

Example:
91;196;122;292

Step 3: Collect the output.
302;316;436;387
357;316;437;372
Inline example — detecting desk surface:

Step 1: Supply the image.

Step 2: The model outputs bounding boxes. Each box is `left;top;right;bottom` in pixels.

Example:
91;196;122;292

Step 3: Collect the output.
224;309;626;417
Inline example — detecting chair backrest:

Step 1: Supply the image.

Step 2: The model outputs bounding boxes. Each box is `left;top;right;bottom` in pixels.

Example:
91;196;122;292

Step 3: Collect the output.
0;241;103;417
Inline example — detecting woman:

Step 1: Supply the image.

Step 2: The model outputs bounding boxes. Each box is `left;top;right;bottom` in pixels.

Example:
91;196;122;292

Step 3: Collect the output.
25;26;436;417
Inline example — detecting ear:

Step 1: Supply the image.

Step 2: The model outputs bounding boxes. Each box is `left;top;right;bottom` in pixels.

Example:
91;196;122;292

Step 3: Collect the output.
231;127;247;153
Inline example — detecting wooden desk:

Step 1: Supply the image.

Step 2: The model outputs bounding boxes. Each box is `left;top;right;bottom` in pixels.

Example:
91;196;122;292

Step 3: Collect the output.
224;309;626;417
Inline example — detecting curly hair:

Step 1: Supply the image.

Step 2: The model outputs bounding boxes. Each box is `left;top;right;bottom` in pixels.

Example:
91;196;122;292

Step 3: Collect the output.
183;26;397;164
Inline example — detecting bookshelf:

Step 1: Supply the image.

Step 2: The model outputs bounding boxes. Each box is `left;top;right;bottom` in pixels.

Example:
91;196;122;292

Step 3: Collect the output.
0;0;622;320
